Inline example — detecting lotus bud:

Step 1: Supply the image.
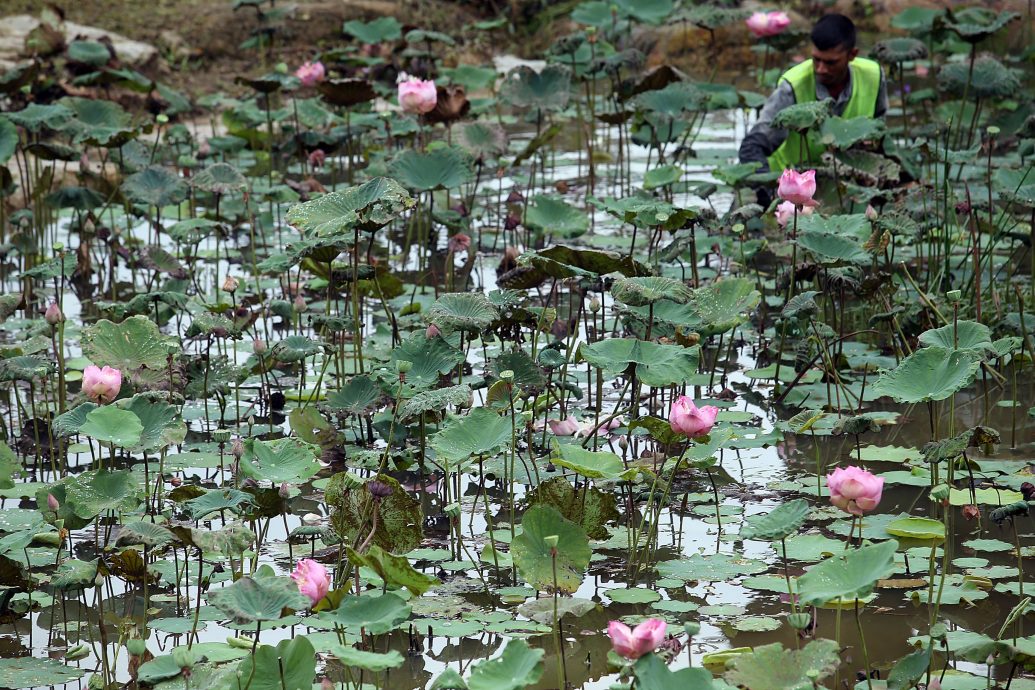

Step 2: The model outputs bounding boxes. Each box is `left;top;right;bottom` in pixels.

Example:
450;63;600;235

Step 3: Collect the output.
222;275;239;293
426;324;441;339
928;680;941;690
232;439;245;459
684;621;700;636
308;148;326;169
293;295;307;313
279;482;291;499
253;339;267;356
169;476;182;487
618;436;628;452
126;638;147;657
589;297;601;313
865;204;878;220
787;612;812;630
302;512;322;525
47;493;59;511
1021;482;1035;501
172;647;195;671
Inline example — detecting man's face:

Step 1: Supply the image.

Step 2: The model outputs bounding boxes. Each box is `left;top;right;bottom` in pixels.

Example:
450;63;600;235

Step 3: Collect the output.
812;45;858;89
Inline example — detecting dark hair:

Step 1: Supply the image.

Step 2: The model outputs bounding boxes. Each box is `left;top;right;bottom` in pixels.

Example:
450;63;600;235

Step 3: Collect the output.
811;14;856;51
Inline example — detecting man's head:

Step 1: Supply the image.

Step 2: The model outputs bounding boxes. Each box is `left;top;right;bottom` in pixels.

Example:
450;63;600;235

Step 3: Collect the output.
810;14;859;90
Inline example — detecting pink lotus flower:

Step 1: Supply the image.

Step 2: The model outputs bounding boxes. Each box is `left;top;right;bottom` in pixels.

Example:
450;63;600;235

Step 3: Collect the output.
607;618;667;659
82;365;122;404
669;396;719;438
915;64;929;78
549;415;580;436
426;324;441;339
397;74;438;114
295;61;326;87
448;232;471;253
775;200;814;228
826;466;883;516
746;11;791;38
308;149;326;169
577;417;623;438
47;494;59;511
777;169;818;208
291;558;330;605
865;204;878;220
45;302;64;326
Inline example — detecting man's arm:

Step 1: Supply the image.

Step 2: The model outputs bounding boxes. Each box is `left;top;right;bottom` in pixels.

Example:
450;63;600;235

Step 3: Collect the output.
874;69;889;119
738;80;797;173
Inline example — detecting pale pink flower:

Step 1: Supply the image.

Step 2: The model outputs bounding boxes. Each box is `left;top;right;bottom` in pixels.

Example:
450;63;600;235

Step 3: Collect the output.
82;365;122;404
746;11;791;38
669;396;719;438
826;466;883;516
865;204;878;220
426;324;442;339
777;169;819;208
47;494;59;511
397;74;437;114
775;200;814;228
915;64;929;78
607;618;667;659
447;233;471;253
45;302;64;326
290;558;330;605
577;417;623;438
295;61;326;87
549;415;580;436
308;149;326;169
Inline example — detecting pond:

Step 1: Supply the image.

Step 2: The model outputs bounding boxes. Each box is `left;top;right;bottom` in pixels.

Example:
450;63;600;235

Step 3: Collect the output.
0;3;1034;690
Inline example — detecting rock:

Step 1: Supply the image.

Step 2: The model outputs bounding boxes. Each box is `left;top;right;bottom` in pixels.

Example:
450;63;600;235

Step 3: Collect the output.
0;14;157;71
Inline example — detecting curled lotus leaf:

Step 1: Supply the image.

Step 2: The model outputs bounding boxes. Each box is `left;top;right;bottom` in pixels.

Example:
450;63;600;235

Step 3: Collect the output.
938;56;1020;100
870;37;928;63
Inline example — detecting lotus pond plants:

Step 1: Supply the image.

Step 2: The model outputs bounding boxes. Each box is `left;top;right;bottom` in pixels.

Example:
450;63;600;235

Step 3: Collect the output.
0;2;1034;690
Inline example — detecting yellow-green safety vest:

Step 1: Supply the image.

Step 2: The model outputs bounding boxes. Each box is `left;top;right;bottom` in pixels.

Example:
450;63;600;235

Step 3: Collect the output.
766;57;881;173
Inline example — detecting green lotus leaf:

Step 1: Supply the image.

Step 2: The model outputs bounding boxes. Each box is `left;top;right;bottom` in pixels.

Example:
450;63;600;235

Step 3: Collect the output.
888;648;932;690
942;7;1018;43
467;639;544;690
327;474;423;553
938;56;1020;100
891;6;943;34
390;333;464;389
185;489;255;521
885;517;945;541
511;505;591;593
207;575;309;624
501;65;571;112
772;99;832;132
918;321;993;354
239;437;321;484
657;552;768;582
516;596;597;624
870;37;928;63
121;165;188;208
796;540;898;606
526;475;619;539
0;658;85;689
388;147;474;192
872;346;981;403
67;40;111;66
50;558;99;590
688;277;761;337
326;375;384;414
191;162;246;194
740;499;810;542
551;443;635;481
286;177;413;236
272;335;323;362
634;653;716;690
581;338;700;387
234;636;315;690
523;195;589;239
6;103;73;133
118;394;185;451
725;639;840;690
426;292;500;333
343;16;403;43
453;121;508;159
62;97;135;146
116;521;176;548
346;544;440;596
80;406;143;448
611;276;692;306
797;230;870;265
430;407;513;463
81;316;181;387
191;521;254;555
0;355;54;381
330;645;405;672
65;469;140;519
45;185;105;211
398;384;472;419
0;117;16;165
820;115;886;149
643;164;683;190
318;592;411;634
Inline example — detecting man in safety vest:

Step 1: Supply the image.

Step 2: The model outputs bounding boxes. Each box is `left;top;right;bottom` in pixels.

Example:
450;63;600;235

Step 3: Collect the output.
739;13;888;195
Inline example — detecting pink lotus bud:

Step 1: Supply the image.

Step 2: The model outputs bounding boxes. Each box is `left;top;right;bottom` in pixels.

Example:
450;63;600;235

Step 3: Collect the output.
279;482;291;499
47;493;59;511
826;466;884;516
295;61;326;87
82;365;122;404
308;149;326;169
669;396;719;438
777;169;819;208
253;339;267;355
447;232;471;254
291;558;330;605
775;200;814;228
426;324;441;339
397;73;438;114
293;295;307;313
865;204;878;220
607;618;667;659
45;302;64;326
169;476;182;487
232;439;245;458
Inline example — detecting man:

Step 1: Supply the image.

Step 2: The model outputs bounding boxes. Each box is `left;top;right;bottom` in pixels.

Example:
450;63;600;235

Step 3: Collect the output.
739;13;888;182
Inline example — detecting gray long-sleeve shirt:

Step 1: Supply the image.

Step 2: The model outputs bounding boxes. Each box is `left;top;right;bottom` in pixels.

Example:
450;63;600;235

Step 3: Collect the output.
738;64;888;172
